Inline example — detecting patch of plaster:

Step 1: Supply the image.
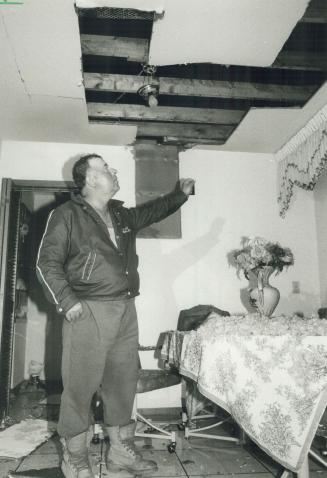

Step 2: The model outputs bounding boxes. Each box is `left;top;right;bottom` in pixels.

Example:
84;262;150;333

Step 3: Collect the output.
149;0;310;67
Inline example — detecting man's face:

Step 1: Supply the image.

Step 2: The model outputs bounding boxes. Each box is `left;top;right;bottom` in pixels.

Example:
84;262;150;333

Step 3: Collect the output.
87;156;120;196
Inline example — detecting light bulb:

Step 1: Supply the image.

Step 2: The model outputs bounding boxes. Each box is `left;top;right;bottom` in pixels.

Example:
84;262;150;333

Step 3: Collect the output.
148;94;158;107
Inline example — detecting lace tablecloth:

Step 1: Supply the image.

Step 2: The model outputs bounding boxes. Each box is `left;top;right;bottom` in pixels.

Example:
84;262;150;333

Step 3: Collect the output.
161;313;327;472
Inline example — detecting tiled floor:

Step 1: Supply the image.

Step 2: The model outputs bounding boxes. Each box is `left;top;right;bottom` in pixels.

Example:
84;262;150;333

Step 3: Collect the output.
1;412;327;478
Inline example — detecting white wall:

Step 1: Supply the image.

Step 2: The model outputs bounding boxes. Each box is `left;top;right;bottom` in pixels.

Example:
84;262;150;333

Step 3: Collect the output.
0;140;320;407
178;150;320;316
136;149;320;353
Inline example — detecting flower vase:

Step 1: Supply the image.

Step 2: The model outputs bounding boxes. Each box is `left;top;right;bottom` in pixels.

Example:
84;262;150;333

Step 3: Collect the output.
249;266;280;317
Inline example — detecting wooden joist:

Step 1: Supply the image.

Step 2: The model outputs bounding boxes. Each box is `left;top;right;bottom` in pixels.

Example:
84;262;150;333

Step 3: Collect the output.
80;33;327;73
81;34;149;62
301;0;327;23
80;11;326;148
273;51;327;71
83;72;316;102
159;137;226;146
136;122;234;140
87;103;245;125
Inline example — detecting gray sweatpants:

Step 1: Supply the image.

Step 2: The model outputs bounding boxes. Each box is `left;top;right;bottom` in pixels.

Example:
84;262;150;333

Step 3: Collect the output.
57;298;139;438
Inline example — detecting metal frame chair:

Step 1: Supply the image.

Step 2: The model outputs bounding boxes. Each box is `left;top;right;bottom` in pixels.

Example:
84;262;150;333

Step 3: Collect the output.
133;346;181;452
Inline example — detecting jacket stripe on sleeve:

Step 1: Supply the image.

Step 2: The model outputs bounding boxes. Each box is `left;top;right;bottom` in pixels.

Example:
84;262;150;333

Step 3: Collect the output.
36;210;59;306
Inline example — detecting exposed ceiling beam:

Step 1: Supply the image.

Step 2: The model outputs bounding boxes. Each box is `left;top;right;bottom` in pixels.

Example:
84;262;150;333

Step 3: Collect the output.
84;72;316;102
136;122;234;140
88;103;245;125
300;0;327;23
157;137;226;146
81;34;149;62
81;35;327;73
273;51;327;70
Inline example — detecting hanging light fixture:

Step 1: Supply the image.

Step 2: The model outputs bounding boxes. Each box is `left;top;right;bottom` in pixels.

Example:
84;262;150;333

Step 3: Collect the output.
138;64;159;107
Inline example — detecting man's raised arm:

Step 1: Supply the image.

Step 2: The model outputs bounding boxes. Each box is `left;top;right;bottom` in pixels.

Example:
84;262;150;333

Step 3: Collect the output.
127;178;195;232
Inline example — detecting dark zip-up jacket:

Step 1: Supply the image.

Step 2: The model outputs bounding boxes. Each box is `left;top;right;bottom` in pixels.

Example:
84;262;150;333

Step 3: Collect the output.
36;189;188;314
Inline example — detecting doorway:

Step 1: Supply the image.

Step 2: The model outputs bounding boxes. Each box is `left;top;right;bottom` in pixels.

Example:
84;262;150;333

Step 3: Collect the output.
0;179;73;423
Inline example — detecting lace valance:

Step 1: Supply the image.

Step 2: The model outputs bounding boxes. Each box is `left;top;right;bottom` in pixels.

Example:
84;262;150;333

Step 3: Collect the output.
277;103;327;217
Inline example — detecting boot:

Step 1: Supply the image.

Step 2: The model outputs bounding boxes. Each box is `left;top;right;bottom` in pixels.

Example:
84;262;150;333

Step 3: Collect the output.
119;421;136;441
106;425;158;474
119;421;141;458
61;431;95;478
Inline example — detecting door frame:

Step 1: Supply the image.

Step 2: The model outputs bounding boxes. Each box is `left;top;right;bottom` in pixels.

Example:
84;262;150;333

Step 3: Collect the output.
0;178;74;421
5;179;75;192
0;179;75;339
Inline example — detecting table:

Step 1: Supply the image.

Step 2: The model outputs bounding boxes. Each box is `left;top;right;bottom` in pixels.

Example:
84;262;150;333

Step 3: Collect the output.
161;312;327;473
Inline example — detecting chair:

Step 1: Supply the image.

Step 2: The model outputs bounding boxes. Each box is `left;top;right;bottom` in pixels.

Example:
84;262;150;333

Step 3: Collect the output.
134;305;230;449
92;305;230;450
133;345;181;453
92;344;181;452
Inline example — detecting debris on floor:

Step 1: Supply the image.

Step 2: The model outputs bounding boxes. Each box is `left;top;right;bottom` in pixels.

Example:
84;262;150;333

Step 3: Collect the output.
0;419;56;459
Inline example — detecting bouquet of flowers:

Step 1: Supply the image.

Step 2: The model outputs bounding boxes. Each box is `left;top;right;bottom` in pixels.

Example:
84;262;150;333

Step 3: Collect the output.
230;236;294;278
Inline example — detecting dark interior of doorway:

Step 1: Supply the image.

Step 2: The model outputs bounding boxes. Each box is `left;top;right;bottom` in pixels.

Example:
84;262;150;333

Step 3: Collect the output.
0;185;71;427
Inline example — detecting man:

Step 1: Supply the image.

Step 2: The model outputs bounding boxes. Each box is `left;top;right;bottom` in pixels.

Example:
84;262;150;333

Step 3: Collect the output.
36;153;194;478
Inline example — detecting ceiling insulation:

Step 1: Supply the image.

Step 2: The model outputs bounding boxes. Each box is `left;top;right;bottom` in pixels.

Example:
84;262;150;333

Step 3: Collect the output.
76;0;164;14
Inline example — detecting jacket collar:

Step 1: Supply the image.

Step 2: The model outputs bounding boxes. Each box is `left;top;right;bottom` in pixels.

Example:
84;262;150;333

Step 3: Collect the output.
71;191;124;209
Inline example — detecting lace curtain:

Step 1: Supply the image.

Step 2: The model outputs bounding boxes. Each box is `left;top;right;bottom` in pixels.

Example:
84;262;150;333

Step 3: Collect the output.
277;103;327;217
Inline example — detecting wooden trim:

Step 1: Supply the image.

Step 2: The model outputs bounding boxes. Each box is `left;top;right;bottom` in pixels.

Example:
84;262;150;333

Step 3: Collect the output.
81;34;149;62
88;103;245;125
0;179;12;311
84;72;316;102
0;179;13;407
11;180;75;191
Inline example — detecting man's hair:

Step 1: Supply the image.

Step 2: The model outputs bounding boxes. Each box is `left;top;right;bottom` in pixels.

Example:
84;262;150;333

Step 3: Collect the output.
72;154;102;191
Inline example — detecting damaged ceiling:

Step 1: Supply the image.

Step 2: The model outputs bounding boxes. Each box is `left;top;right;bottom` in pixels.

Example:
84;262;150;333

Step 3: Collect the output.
76;0;327;149
0;0;326;152
78;0;309;67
